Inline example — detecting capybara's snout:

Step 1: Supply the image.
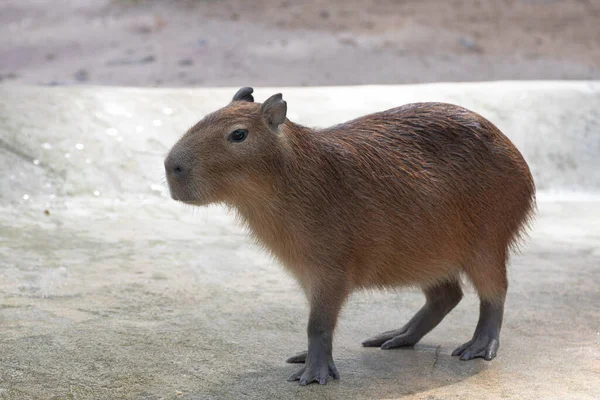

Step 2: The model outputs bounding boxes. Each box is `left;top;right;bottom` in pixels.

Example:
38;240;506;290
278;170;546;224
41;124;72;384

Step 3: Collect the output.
164;146;192;202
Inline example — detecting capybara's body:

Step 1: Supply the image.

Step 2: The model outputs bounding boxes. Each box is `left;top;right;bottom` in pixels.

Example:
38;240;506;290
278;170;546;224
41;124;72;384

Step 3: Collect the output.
165;88;536;386
241;102;534;297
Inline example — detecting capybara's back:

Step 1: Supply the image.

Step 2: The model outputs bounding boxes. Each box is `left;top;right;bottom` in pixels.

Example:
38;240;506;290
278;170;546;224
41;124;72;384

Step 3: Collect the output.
165;88;536;385
302;102;536;300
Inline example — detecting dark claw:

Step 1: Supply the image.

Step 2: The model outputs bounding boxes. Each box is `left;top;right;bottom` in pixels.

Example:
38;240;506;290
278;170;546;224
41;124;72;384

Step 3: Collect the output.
329;363;340;380
287;368;304;382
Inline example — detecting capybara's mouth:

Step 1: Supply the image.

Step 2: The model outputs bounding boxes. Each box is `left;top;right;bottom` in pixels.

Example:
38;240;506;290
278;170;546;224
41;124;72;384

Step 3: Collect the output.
168;187;207;206
168;188;191;203
166;181;190;203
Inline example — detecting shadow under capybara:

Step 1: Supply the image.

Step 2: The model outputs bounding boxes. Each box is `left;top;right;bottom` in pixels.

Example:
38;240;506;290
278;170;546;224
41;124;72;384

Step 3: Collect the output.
164;87;536;386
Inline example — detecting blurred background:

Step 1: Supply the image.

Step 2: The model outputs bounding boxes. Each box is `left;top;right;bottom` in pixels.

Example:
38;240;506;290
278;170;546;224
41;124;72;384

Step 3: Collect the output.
1;0;599;87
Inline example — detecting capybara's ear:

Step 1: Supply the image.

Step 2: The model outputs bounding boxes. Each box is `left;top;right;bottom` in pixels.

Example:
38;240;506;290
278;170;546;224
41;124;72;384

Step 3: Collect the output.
261;93;287;131
232;87;254;102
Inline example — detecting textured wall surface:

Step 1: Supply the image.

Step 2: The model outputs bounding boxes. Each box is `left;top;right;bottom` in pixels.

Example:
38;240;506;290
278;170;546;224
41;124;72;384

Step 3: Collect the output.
0;82;599;399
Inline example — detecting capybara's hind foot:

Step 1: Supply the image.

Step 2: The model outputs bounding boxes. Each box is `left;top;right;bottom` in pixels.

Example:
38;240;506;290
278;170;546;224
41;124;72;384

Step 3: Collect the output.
452;335;499;361
286;350;307;364
362;328;420;349
453;299;503;361
363;279;463;349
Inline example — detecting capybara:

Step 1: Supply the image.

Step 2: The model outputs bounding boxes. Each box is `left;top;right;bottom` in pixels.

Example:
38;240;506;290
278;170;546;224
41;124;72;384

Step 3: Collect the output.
165;87;536;386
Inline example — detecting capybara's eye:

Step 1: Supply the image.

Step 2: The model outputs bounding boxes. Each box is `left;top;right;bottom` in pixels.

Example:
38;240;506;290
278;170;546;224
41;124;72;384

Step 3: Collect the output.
229;129;248;143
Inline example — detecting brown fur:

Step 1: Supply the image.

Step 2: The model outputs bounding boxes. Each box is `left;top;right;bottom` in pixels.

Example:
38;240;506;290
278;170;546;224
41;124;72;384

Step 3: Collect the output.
166;98;535;304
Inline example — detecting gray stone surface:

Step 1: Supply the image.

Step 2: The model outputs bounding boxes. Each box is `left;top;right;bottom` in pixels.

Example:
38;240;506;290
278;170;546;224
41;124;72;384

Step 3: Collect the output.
0;82;599;399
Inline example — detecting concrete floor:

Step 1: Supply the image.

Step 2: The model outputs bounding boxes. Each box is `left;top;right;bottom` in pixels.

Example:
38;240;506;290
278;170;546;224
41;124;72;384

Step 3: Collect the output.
0;83;599;399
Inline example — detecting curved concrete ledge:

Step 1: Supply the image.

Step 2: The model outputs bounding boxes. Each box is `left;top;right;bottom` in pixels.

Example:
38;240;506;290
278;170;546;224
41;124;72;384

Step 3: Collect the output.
0;82;599;399
0;81;599;205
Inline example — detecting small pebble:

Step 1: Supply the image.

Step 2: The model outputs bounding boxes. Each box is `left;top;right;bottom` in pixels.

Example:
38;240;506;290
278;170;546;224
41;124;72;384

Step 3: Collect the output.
140;55;156;64
74;69;89;82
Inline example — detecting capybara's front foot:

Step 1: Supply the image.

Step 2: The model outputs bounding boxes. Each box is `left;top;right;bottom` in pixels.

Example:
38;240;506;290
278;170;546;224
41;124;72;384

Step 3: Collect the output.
287;354;339;385
286;350;307;364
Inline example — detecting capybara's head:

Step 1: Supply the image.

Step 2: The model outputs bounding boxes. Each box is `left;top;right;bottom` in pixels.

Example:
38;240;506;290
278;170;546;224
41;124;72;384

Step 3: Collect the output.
164;87;287;205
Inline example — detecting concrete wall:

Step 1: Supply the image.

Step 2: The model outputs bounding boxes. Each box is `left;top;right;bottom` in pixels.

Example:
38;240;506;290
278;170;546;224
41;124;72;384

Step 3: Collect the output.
1;81;599;206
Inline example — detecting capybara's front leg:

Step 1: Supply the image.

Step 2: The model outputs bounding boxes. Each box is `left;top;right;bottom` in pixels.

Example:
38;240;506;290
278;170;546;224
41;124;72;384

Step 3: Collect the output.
288;280;348;385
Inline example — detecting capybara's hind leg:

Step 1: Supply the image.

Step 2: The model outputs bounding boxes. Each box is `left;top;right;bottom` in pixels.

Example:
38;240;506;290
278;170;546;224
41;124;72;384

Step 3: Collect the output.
362;278;463;349
454;248;508;361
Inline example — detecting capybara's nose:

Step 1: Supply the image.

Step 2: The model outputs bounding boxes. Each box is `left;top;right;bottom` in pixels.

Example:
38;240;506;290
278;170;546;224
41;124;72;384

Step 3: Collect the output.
164;155;186;178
